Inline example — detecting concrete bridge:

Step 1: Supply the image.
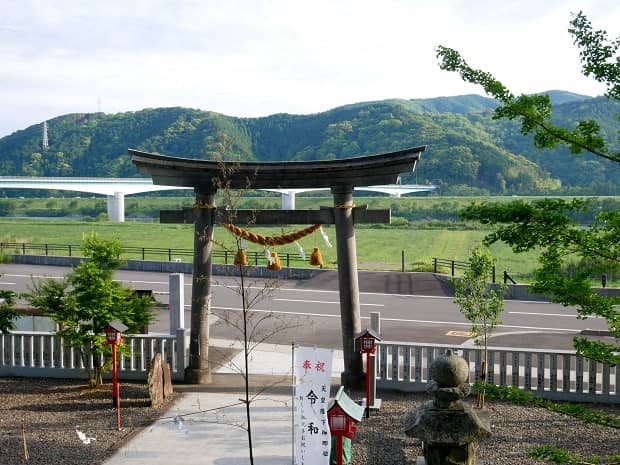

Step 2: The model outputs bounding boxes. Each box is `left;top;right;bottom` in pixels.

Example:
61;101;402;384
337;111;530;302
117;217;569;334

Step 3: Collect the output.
0;176;436;221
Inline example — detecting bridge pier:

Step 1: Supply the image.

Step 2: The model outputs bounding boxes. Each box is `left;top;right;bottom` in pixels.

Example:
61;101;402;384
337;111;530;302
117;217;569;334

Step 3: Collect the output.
281;191;296;210
107;192;125;222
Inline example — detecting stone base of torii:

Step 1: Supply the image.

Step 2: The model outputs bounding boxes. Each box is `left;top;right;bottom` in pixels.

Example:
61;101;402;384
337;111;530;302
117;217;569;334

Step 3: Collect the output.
130;146;426;387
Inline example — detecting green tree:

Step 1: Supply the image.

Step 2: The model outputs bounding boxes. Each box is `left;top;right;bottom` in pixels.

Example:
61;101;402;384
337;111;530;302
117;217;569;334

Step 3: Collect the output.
0;287;19;334
453;245;504;408
460;198;620;365
25;233;154;385
438;11;620;365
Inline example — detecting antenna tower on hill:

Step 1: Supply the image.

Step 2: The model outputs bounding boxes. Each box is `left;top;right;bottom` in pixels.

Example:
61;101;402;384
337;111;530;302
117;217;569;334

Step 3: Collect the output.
42;121;49;150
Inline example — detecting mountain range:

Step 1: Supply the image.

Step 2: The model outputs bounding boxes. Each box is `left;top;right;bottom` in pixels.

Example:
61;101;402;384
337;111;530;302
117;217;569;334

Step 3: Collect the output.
0;90;618;195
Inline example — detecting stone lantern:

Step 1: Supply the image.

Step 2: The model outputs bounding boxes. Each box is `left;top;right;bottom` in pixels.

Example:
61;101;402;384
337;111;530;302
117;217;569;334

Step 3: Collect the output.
403;350;491;465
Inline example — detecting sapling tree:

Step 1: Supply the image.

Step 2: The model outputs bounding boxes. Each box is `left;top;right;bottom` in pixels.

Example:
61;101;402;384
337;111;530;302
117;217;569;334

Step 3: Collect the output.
0;285;19;334
453;245;505;408
438;11;620;366
25;233;154;385
203;141;305;465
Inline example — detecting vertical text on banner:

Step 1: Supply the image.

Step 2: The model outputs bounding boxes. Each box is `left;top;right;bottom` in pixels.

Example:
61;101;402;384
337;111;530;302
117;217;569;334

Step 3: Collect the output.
294;346;333;465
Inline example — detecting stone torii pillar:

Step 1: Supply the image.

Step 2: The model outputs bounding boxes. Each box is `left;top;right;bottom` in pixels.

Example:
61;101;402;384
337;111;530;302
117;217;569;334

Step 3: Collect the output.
185;189;216;383
332;185;363;384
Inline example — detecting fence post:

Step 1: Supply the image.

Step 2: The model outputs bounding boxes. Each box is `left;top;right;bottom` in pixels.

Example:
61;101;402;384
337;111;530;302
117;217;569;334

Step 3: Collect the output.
45;244;48;256
492;266;496;284
286;253;290;268
168;249;172;262
451;260;455;277
224;250;228;264
370;312;381;335
254;252;258;266
142;248;145;260
69;245;72;256
22;243;26;255
433;257;437;273
169;273;185;334
176;328;188;381
401;250;405;272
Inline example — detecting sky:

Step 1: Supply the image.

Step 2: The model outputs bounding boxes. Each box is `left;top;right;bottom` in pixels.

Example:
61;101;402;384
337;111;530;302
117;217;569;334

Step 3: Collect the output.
1;0;618;138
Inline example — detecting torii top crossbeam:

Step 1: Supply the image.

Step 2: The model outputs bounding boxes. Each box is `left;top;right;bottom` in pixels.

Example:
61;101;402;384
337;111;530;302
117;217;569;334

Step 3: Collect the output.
129;146;426;190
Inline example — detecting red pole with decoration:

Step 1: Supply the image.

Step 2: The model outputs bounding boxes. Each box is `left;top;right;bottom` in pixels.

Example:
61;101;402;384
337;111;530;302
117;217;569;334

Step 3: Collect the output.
105;320;127;431
356;329;380;418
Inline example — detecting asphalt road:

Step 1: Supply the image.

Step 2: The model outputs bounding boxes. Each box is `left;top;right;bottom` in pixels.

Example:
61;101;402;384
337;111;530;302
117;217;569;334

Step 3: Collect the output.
0;263;609;351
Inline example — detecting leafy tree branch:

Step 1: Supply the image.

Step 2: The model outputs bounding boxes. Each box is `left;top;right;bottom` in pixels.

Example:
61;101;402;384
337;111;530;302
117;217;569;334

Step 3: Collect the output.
436;11;619;162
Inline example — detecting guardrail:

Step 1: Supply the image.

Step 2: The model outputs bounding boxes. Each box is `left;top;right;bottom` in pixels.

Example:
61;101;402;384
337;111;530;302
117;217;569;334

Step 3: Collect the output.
376;340;619;404
0;329;187;381
0;242;309;268
432;257;516;284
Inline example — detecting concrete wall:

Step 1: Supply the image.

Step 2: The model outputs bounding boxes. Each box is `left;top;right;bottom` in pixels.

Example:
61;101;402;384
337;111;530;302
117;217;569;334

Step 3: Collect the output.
10;254;325;280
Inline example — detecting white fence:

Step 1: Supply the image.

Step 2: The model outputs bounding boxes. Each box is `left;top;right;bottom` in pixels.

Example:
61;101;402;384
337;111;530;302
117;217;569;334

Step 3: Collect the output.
376;341;620;404
2;330;619;403
0;329;188;381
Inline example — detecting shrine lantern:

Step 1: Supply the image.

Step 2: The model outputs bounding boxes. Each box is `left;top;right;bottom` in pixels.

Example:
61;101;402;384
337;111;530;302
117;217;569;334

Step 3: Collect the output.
355;328;382;419
355;328;381;354
104;319;128;431
328;386;365;465
104;320;128;345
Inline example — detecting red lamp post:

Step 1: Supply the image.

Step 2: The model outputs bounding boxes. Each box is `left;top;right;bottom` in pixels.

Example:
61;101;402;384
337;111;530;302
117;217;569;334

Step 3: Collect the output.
104;320;128;431
355;329;381;418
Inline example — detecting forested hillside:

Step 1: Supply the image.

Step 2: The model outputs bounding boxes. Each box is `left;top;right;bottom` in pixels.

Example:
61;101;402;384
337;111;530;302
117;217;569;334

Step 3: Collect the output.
0;92;618;195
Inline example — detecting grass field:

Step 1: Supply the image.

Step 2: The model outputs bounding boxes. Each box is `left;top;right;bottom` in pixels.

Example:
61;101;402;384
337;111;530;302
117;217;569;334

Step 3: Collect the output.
0;218;539;278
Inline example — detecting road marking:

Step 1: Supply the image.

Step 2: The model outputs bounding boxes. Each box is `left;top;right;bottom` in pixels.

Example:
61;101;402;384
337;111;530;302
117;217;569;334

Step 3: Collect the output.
4;273;64;279
212;306;340;319
446;330;472;337
0;281;16;285
211;306;581;332
274;298;383;307
508;311;602;318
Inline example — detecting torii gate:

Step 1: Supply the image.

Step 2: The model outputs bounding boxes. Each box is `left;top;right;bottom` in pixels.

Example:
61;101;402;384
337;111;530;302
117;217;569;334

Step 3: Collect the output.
130;146;426;386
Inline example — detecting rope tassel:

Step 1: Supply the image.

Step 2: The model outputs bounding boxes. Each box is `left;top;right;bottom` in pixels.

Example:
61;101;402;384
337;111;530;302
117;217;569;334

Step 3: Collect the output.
234;249;248;266
310;248;324;268
267;252;282;271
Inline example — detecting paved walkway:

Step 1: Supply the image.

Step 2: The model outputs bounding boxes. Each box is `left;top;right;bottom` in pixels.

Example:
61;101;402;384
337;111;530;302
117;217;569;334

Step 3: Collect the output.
103;344;344;465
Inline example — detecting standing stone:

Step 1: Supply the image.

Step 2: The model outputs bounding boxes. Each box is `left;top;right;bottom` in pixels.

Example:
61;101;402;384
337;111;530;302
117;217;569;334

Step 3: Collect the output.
162;361;174;398
147;353;164;407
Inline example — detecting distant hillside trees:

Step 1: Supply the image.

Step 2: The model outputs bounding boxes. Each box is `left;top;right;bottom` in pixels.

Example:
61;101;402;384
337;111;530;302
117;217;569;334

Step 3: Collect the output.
0;89;619;194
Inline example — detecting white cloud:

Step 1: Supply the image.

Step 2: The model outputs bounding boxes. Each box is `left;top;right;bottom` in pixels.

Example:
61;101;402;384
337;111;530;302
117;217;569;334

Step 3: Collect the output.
0;0;617;137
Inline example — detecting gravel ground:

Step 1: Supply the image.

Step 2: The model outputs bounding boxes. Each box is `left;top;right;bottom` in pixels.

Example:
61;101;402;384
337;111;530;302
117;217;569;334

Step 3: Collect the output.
1;377;619;465
0;377;178;465
351;390;620;465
